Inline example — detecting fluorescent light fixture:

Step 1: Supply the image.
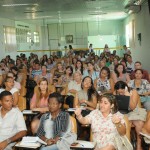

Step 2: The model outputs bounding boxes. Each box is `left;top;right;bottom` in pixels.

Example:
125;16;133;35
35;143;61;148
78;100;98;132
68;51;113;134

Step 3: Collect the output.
2;3;38;7
33;16;53;19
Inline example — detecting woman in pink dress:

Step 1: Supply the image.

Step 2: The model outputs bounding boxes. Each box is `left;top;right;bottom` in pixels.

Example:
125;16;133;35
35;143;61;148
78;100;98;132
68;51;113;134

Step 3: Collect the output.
75;93;126;150
30;78;51;134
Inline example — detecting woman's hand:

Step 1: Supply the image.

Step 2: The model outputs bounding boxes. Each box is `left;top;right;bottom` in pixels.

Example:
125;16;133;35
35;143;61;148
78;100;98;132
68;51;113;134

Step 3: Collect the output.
75;107;82;116
112;114;121;124
80;99;86;104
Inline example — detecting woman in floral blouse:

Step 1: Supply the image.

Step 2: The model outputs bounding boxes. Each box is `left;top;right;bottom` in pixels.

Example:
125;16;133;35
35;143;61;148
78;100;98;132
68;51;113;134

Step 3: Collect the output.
128;69;150;110
75;93;126;150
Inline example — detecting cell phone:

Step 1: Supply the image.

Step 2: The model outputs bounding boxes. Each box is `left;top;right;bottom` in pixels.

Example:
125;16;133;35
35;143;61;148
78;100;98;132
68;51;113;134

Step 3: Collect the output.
125;86;128;92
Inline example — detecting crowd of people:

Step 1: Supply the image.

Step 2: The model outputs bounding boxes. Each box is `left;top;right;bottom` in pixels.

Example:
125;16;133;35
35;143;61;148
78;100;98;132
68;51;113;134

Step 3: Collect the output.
0;44;150;150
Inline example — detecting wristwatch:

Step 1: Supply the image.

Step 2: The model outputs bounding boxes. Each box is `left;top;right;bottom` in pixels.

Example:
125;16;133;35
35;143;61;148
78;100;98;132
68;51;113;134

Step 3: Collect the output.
6;138;11;144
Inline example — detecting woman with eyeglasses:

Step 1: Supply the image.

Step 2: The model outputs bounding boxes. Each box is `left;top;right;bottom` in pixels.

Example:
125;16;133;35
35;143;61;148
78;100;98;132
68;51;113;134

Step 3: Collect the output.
114;81;147;150
75;93;126;150
128;69;150;111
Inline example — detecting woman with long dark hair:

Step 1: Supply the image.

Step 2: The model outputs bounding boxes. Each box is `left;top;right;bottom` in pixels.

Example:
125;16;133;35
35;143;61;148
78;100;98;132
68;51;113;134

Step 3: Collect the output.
83;62;99;81
114;81;147;150
75;60;84;75
75;93;126;150
112;63;130;84
58;66;73;86
74;76;98;114
94;66;114;95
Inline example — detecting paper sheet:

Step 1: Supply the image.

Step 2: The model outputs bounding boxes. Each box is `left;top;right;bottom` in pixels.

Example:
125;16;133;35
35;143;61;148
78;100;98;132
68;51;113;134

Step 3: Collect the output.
21;136;47;145
139;132;150;140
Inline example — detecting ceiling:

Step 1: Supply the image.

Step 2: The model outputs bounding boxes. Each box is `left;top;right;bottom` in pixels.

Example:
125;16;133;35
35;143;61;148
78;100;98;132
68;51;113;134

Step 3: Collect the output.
0;0;143;24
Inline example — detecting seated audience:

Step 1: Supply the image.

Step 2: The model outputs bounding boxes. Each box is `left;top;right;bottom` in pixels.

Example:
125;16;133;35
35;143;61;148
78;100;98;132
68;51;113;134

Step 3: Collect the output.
75;93;126;150
58;66;73;87
29;61;42;79
0;91;27;150
66;71;82;108
123;45;131;55
83;62;99;81
94;67;114;95
126;55;134;74
114;81;147;150
74;76;98;115
130;61;149;82
34;65;53;84
53;62;65;79
1;76;19;107
30;78;50;112
75;60;84;75
7;72;21;91
128;69;150;110
112;63;130;84
37;92;77;150
46;58;54;70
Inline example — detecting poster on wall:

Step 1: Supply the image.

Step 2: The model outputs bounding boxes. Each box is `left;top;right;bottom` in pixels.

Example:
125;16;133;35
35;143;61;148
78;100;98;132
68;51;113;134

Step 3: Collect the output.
65;35;73;43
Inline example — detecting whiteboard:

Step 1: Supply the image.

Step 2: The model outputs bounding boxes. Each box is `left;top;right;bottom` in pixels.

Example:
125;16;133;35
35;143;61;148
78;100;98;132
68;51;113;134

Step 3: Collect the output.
88;35;117;48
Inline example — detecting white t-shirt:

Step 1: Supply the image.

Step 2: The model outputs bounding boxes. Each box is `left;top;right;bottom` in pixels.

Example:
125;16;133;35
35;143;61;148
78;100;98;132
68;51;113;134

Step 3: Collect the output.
0;88;18;94
0;107;27;142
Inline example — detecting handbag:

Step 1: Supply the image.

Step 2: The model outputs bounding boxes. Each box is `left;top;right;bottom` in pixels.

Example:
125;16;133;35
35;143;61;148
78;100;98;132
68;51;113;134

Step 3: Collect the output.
114;134;133;150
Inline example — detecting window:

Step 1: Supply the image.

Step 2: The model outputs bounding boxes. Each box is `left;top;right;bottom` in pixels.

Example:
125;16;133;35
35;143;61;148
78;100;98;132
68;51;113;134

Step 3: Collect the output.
4;26;16;52
27;31;31;43
34;32;40;43
125;20;135;47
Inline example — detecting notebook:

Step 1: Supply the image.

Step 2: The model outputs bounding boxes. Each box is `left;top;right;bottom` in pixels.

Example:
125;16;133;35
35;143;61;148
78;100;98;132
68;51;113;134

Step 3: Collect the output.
115;95;130;114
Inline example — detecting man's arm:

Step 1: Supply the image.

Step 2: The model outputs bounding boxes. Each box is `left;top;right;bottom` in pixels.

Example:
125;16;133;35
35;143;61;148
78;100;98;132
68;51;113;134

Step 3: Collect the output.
7;130;27;143
0;130;27;150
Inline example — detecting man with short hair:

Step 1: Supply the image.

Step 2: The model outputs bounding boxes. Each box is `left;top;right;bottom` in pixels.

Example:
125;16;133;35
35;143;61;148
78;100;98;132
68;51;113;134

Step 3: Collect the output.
130;61;149;81
123;45;131;55
126;55;134;74
30;61;42;79
0;91;27;150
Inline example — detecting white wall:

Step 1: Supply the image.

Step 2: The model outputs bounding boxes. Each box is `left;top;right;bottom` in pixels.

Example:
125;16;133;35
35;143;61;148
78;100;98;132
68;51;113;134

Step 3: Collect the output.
48;20;124;53
0;18;17;60
15;21;49;58
124;3;150;71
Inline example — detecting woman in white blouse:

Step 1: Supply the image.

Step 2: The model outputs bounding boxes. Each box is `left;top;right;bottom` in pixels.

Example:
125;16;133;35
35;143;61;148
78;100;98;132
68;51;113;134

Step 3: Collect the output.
75;93;126;150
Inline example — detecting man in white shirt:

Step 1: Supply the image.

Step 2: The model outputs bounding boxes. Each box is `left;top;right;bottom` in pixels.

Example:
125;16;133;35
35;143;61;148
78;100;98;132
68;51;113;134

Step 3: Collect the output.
126;55;134;74
0;91;27;150
123;45;131;55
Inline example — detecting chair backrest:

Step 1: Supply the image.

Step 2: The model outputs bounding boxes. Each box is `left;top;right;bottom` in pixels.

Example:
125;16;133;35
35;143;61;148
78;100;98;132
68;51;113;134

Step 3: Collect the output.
18;95;26;111
70;116;77;134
